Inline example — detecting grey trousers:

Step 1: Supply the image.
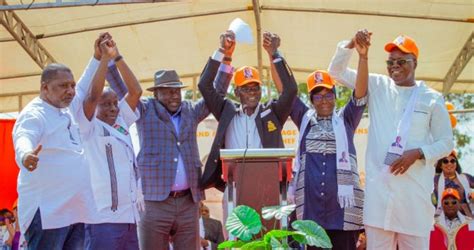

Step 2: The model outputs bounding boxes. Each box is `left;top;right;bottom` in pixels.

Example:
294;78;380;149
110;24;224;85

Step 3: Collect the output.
138;193;200;250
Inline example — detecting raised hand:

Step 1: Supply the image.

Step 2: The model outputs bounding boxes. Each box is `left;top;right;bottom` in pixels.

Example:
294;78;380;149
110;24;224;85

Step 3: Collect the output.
22;144;42;172
219;30;235;57
355;30;371;58
263;31;280;56
100;38;119;61
346;29;371;50
94;32;112;60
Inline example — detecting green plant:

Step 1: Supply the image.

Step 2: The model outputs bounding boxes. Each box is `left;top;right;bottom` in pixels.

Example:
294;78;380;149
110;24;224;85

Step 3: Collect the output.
218;204;332;249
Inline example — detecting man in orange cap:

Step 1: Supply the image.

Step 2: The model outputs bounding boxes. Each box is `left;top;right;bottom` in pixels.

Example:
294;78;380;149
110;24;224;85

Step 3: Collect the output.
435;188;471;249
199;31;297;192
328;30;454;249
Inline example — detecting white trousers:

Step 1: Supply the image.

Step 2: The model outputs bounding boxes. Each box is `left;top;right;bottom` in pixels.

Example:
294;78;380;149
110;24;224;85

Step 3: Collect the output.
366;225;429;250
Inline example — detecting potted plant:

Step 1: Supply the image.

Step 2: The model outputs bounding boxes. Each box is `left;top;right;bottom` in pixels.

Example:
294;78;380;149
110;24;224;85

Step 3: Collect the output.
218;204;333;249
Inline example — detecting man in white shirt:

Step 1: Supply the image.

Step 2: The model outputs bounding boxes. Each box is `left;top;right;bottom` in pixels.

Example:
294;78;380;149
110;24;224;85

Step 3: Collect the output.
12;34;105;249
328;30;454;249
77;35;143;249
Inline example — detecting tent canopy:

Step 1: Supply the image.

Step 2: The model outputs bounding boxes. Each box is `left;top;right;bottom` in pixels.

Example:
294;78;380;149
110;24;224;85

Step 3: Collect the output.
1;0;473;112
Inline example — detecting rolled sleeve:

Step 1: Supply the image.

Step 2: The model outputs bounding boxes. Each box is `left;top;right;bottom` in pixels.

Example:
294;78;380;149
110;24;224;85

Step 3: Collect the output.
351;93;368;107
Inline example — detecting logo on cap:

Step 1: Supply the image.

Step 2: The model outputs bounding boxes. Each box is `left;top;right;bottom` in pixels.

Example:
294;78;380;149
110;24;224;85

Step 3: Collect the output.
243;67;253;79
394;36;405;46
314;72;324;83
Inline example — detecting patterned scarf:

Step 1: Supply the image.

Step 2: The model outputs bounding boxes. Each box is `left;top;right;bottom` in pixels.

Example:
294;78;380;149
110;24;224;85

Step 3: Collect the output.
291;109;354;220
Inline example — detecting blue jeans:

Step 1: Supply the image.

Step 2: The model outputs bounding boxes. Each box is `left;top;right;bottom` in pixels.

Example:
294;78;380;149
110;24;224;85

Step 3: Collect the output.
24;210;84;250
85;223;138;250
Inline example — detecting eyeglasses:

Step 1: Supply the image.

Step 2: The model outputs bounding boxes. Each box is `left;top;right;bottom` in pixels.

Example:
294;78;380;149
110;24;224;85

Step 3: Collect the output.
386;58;415;67
442;158;456;164
312;92;335;102
239;85;261;94
443;200;458;206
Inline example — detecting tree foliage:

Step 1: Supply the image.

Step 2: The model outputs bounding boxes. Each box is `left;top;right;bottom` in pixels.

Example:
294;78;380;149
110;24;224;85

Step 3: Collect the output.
445;93;473;158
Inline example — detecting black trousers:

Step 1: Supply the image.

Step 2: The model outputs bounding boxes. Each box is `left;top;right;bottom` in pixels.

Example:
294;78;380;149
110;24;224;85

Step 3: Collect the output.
307;229;360;250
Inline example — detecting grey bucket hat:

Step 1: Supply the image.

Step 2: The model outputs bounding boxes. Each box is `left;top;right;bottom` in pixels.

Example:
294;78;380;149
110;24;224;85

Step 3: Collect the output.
146;69;186;91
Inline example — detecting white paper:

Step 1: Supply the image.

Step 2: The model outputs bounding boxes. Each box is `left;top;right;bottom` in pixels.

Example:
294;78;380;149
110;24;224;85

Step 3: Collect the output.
228;18;254;44
469;220;474;231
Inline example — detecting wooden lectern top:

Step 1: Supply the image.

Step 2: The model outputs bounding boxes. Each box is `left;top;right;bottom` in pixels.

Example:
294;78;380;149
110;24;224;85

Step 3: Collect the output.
220;148;295;159
220;148;295;183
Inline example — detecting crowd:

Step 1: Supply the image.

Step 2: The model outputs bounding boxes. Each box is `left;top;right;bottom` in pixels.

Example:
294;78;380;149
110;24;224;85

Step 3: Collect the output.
3;26;472;250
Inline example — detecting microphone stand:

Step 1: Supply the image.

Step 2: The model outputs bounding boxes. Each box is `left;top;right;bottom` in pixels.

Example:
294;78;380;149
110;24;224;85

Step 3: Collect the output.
235;105;249;212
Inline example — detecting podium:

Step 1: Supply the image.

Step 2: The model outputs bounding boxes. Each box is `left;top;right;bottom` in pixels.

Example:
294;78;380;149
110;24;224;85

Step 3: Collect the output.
220;148;295;233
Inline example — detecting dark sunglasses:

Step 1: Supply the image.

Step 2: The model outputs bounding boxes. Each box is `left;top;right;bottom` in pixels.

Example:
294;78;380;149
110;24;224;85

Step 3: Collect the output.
386;58;415;67
442;158;456;164
239;85;261;94
443;200;458;206
312;92;335;102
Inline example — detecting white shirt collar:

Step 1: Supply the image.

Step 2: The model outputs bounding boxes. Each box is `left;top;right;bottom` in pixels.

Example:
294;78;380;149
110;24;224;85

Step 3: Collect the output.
237;104;260;120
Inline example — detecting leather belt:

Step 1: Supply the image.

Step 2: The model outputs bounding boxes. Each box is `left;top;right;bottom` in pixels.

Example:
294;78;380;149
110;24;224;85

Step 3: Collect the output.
169;189;191;198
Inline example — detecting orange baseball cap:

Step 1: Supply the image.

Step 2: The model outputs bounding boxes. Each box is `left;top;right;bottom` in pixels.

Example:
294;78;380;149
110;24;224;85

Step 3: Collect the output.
441;188;461;202
384;35;419;59
307;70;335;93
234;66;262;87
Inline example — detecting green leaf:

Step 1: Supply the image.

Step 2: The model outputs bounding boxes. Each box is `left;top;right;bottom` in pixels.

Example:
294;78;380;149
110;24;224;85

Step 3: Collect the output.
263;230;298;243
261;204;296;220
225;205;262;241
292;232;306;244
241;240;269;250
270;236;282;249
291;220;333;248
218;240;246;249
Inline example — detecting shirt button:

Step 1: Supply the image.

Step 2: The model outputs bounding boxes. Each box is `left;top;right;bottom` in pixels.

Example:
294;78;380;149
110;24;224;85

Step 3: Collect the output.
322;172;325;175
323;162;326;166
323;153;326;156
214;159;218;163
177;142;180;146
321;182;325;186
174;158;178;162
321;192;324;196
